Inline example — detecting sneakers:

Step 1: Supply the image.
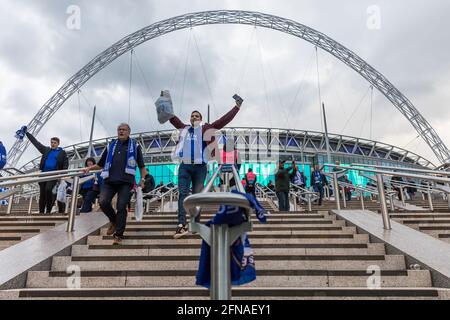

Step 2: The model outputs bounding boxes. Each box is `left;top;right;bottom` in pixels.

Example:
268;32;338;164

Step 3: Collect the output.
106;223;116;236
173;224;189;239
112;235;122;245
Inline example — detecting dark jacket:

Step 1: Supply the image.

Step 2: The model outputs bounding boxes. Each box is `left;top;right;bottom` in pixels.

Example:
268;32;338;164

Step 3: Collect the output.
26;133;68;171
275;166;293;193
143;174;156;193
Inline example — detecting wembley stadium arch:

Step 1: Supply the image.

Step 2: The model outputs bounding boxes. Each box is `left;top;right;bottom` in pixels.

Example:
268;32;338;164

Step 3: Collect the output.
8;10;450;167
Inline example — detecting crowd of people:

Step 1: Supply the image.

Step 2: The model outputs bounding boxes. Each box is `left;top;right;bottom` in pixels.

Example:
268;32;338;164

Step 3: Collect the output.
1;92;371;245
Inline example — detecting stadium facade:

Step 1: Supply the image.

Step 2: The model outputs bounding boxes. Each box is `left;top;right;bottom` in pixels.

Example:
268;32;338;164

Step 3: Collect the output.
20;127;434;187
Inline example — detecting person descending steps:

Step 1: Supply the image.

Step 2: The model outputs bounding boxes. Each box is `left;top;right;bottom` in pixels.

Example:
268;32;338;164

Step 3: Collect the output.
84;123;147;245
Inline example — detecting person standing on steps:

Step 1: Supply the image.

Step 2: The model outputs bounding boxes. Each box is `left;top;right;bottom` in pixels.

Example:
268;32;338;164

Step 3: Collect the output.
311;165;328;206
168;94;243;239
275;160;295;212
25;131;69;214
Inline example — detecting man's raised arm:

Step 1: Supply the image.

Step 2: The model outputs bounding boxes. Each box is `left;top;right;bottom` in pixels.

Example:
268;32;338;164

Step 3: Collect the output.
210;104;241;130
169;115;187;130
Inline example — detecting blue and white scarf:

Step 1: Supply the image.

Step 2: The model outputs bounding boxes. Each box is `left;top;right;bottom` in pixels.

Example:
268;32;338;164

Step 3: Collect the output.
15;126;27;141
196;191;267;287
101;139;138;179
172;125;206;164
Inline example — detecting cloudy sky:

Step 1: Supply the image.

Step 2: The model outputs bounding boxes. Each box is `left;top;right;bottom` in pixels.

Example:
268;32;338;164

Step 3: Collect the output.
1;0;449;167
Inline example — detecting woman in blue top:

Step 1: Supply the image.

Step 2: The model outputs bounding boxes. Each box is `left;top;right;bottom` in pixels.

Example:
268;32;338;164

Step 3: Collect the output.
80;158;103;213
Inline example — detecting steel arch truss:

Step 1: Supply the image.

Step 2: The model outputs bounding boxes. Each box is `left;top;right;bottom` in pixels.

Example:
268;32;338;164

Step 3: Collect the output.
8;10;449;166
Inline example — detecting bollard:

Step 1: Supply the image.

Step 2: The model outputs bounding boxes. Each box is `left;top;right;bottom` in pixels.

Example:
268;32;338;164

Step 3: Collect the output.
67;176;80;232
376;174;391;230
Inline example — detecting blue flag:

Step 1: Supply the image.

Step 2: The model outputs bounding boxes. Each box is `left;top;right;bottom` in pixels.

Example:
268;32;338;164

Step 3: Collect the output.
0;141;6;170
195;191;267;288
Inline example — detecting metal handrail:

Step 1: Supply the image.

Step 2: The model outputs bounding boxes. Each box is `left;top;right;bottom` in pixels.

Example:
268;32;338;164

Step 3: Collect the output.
352;163;450;177
327;164;450;185
324;163;450;230
0;168;85;182
255;183;278;211
0;170;100;231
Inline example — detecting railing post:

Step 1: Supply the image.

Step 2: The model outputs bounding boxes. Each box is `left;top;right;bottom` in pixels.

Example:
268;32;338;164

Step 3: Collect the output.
427;187;434;212
67;176;80;232
160;195;165;212
447;183;450;210
332;172;340;211
210;224;231;300
376;174;391;230
341;186;347;208
399;186;405;206
360;191;365;210
6;194;14;215
146;199;150;213
65;196;70;214
389;194;395;211
307;194;312;212
27;196;33;214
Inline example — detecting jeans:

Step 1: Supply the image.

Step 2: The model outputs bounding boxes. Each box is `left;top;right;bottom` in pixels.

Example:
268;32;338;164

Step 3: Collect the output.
177;163;207;225
276;191;290;212
313;184;324;205
99;181;133;237
80;188;100;213
38;181;57;213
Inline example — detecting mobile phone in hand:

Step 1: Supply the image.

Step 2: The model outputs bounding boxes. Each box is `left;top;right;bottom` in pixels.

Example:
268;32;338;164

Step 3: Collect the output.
233;94;243;104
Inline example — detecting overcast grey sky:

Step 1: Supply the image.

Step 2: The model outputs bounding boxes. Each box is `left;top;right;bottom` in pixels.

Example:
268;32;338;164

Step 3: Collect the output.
1;0;449;166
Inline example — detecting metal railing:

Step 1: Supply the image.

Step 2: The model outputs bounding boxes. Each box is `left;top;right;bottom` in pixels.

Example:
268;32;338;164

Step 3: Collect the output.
0;169;99;232
255;183;278;211
324;164;450;230
141;184;179;213
183;164;253;300
289;183;319;212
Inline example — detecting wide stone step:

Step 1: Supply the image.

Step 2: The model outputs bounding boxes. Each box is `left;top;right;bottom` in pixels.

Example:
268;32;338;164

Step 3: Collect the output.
71;243;386;257
0;222;59;227
25;269;431;288
99;232;358;240
109;229;357;237
50;255;406;271
108;224;347;233
86;234;370;245
9;287;446;300
86;241;372;250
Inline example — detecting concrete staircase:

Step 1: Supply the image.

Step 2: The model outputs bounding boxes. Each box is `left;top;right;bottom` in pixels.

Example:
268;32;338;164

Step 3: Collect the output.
0;214;67;251
2;201;449;300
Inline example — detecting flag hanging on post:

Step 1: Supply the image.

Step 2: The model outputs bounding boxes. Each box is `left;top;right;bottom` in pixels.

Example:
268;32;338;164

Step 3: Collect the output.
196;191;267;287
